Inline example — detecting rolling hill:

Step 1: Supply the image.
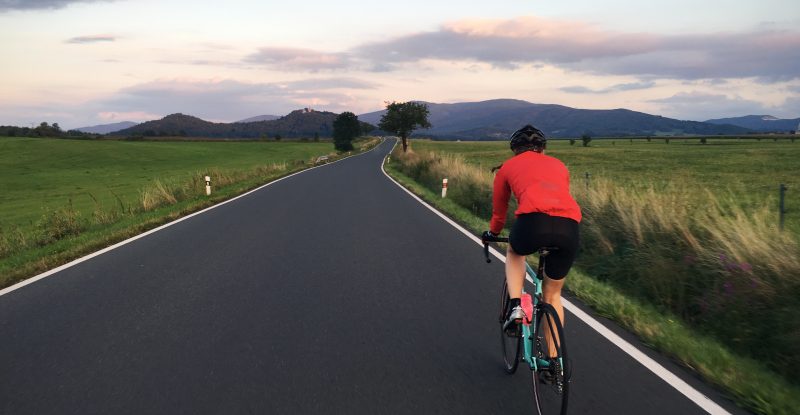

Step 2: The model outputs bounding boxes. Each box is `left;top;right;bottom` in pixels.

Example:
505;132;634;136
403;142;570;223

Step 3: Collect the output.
358;99;752;139
236;115;280;123
114;109;337;138
704;115;800;132
75;121;137;134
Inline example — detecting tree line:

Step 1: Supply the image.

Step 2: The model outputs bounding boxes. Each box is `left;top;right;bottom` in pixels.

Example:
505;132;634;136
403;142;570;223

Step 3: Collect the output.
0;122;97;139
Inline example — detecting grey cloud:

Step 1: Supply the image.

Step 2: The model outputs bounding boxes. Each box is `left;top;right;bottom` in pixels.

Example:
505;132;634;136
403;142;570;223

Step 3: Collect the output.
561;81;656;94
99;78;369;121
285;78;377;90
0;0;115;11
244;47;353;71
352;22;800;82
560;86;594;94
66;34;116;44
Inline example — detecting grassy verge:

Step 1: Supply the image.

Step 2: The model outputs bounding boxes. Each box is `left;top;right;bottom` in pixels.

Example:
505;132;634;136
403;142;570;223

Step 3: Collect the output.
384;153;800;415
0;137;380;289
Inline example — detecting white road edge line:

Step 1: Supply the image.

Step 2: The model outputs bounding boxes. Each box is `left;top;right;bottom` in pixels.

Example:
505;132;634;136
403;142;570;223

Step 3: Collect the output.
379;139;729;415
0;139;384;298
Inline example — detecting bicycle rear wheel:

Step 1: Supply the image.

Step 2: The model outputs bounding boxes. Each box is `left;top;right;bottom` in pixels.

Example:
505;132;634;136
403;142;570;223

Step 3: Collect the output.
531;303;569;415
499;280;521;373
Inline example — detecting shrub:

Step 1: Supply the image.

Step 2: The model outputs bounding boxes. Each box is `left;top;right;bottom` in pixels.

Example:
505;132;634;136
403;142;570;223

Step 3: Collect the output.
36;203;85;244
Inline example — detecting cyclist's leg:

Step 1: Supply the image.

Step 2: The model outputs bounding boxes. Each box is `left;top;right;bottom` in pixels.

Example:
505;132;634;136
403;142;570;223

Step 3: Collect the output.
542;276;565;324
542;276;566;357
505;245;526;299
540;215;579;358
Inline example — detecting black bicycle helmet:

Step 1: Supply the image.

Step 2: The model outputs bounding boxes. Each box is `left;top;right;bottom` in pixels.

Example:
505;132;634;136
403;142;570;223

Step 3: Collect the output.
509;125;546;153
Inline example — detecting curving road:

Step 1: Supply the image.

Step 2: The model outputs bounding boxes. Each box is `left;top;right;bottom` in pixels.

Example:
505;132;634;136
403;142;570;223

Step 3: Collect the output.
0;139;748;414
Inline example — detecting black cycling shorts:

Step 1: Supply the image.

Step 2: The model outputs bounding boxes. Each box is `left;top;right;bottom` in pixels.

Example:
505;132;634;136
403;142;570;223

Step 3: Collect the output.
509;212;580;280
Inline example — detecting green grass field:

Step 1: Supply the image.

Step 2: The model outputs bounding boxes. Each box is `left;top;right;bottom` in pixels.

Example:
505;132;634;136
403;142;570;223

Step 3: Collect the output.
0;138;333;231
411;138;800;235
0;136;362;287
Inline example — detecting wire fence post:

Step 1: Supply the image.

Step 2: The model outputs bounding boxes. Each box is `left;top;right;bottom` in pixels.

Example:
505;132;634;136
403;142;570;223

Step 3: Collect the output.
779;183;787;230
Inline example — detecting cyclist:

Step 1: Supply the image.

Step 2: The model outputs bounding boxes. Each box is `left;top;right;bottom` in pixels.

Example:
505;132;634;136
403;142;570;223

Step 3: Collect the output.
482;125;581;340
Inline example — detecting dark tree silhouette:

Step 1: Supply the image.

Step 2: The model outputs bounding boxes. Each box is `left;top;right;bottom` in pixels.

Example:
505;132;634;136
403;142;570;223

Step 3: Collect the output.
378;101;431;152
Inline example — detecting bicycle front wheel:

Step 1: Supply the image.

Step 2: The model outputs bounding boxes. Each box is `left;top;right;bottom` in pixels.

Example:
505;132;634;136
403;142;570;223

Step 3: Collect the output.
531;303;569;415
499;280;521;374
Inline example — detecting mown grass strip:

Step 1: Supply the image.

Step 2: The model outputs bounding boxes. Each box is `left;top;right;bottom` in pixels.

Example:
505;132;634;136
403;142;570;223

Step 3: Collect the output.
384;160;800;415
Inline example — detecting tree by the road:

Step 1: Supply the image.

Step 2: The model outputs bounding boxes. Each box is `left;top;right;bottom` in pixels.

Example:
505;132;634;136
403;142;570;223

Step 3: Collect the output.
333;111;360;151
378;101;431;152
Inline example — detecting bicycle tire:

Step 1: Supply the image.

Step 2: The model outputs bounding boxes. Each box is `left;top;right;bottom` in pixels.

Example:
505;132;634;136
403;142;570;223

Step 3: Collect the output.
531;303;569;415
499;280;521;374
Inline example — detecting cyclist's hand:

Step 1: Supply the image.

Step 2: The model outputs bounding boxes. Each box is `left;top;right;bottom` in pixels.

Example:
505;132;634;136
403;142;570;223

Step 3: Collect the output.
481;230;498;243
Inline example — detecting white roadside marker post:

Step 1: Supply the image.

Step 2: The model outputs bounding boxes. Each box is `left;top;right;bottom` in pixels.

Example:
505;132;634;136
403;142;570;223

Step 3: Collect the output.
205;175;211;196
442;178;448;198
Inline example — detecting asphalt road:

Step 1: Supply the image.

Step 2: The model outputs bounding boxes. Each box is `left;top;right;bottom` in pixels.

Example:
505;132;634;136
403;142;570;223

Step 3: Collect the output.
0;139;748;414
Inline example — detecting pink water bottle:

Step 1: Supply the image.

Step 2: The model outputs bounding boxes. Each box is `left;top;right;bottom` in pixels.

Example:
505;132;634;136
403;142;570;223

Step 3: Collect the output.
520;293;533;326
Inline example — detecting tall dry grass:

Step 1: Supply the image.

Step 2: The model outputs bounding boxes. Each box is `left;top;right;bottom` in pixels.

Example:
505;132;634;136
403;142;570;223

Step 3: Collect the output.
393;147;800;379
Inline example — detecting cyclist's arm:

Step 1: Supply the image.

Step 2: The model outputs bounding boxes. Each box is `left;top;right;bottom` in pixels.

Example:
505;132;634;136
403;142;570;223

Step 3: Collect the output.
489;167;510;235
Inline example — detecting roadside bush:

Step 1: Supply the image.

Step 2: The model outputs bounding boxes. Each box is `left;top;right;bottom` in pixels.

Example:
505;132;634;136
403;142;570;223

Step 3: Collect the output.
0;227;29;259
36;204;86;244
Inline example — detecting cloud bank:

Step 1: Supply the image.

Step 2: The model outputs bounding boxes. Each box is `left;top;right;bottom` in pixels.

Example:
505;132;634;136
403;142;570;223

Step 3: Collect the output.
348;16;800;82
561;82;657;94
0;0;115;11
97;78;377;122
244;47;353;72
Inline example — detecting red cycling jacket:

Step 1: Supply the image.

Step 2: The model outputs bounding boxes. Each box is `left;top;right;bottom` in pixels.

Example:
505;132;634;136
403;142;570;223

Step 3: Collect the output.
490;151;582;235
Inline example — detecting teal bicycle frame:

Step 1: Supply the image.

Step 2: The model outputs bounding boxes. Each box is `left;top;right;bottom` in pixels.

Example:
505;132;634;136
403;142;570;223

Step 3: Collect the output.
522;261;558;372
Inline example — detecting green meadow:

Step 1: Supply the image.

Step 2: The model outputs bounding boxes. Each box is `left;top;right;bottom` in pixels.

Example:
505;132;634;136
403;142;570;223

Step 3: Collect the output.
1;138;332;230
411;137;800;235
0;137;364;287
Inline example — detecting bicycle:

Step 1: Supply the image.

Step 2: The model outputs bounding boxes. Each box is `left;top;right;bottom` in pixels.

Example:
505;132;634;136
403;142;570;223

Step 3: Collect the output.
482;234;570;415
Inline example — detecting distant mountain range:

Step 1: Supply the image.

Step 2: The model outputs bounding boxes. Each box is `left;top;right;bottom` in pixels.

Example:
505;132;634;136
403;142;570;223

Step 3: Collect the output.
78;99;798;140
75;121;138;134
235;114;280;123
114;109;337;138
358;99;754;139
704;115;800;132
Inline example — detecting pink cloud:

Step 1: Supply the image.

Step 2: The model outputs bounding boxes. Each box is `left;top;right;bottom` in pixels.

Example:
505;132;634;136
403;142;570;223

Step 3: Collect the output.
244;47;352;71
354;16;800;81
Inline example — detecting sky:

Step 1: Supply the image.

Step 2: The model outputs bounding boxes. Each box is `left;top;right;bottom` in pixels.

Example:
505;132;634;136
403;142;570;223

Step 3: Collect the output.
1;0;799;129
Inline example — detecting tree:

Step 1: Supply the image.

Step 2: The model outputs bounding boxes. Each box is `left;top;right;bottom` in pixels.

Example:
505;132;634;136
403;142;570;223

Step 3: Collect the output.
581;134;592;147
378;101;431;152
332;111;360;151
360;121;376;135
274;134;282;141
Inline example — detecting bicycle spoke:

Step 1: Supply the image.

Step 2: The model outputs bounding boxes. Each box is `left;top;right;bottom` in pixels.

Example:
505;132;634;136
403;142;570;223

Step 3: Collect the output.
531;304;569;415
